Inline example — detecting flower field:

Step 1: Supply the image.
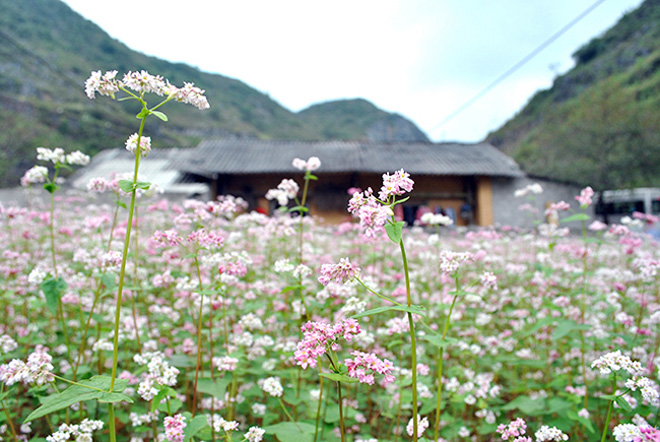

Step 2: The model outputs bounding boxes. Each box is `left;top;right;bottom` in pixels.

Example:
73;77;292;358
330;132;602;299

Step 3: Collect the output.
0;70;659;442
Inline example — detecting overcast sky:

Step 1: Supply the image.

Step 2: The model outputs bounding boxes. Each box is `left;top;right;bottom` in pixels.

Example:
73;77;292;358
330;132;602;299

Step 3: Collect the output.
60;0;645;142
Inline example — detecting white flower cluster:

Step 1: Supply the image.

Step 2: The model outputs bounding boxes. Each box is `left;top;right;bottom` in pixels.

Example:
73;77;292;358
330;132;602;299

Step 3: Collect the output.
212;355;239;372
244;426;266;442
439;250;474;275
0;346;54;386
37;147;89;165
591;350;644;376
292;156;321;172
208;414;239;432
21;166;49;186
625;376;660;404
46;419;103;442
129;410;159;427
133;351;179;401
0;335;17;354
406;415;429;437
534;425;568;441
238;313;264;331
125;133;152;158
420;212;453;226
612;424;640;442
514;183;543;197
265;179;299;206
259;376;283;397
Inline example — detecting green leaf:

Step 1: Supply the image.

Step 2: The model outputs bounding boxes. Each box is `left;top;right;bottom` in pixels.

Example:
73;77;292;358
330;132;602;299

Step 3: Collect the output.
24;376;128;422
560;213;591;223
183;415;208;442
422;334;458;349
281;285;304;293
41;277;67;316
97;392;134;404
150;386;177;412
118;180;134;193
551;320;591;340
615;396;633;412
305;173;318;181
196;378;231;399
43;183;59;194
351;304;426;319
319;372;359;383
385;221;405;244
135;181;151;190
136;108;150;119
500;395;546;416
151;110;168;122
263;422;316;442
101;272;116;290
288;205;309;213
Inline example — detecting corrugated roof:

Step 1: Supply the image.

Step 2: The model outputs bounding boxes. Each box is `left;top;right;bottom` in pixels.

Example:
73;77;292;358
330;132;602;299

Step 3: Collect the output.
180;139;524;177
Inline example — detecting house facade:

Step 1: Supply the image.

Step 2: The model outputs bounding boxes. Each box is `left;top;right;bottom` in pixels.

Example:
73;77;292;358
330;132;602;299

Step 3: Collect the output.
179;139;525;226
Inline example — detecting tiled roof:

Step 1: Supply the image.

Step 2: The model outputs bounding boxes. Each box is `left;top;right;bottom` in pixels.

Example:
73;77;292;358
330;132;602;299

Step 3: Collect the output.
70;148;209;195
181;139;524;177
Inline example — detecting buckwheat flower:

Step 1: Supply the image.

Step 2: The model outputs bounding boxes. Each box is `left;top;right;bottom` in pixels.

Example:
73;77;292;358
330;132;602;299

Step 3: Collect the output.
167;81;210;110
260;376;283;397
318;257;360;286
164;414;186;442
292;156;321;172
213;356;239;372
439;250;474;275
123;70;167;96
534;425;568;441
100;251;122;269
481;271;498;290
612;424;641;442
244;426;265;442
152;229;182;247
37;147;66;164
344;351;395;386
65;150;90;166
379;169;414;201
252;403;266;416
0;335;18;353
125;133;152;157
406;415;429;437
589;220;608;231
420;212;453;226
86;177;109;192
575;186;594;207
21;165;49;186
497;418;527;440
624;376;659;404
591;351;644;376
85;70;120;99
514;183;543;197
265;179;299;206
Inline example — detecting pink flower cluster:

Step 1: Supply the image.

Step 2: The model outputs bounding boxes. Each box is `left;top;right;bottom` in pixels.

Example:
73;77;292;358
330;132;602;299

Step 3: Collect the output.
575;186;594;207
164;414;186;442
344;350;395;386
318;257;360;286
347;188;393;238
186;229;224;249
496;418;529;441
153;230;182;247
379;169;414;201
0;345;54;386
295;318;362;369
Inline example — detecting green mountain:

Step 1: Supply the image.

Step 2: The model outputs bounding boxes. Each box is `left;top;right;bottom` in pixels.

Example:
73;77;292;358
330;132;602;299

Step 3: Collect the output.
487;0;660;190
0;0;426;188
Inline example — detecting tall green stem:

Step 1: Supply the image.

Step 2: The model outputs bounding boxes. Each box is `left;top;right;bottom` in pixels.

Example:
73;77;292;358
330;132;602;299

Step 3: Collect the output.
109;114;146;392
399;239;418;441
191;255;205;416
600;376;617;442
434;276;460;441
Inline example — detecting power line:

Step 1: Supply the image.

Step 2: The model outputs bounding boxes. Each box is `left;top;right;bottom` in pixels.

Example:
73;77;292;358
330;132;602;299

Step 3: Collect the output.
430;0;608;137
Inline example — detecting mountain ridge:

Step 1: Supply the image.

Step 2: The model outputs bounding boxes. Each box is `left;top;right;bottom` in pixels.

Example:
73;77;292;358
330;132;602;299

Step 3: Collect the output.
0;0;427;187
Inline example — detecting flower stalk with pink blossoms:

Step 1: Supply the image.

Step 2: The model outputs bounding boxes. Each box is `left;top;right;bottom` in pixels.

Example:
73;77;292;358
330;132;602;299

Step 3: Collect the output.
84;69;209;442
347;169;421;441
